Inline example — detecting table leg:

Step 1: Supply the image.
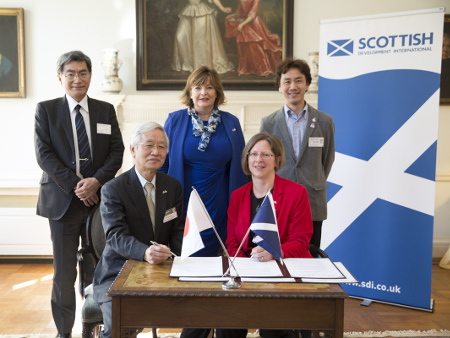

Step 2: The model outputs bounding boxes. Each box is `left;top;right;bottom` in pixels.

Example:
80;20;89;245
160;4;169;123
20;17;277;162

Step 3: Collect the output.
112;297;120;338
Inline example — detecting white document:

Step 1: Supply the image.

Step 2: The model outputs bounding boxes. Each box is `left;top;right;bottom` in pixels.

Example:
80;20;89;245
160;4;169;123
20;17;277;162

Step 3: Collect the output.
170;256;223;277
302;262;358;284
178;277;229;282
229;257;283;277
283;258;344;278
241;277;296;283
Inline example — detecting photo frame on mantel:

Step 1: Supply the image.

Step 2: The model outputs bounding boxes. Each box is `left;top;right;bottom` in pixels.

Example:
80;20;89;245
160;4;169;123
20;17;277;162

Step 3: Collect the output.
441;14;450;104
136;0;293;91
0;8;25;98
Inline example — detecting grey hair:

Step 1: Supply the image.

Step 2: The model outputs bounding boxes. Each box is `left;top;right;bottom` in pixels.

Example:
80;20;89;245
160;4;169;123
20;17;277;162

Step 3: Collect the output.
130;122;169;149
56;50;92;74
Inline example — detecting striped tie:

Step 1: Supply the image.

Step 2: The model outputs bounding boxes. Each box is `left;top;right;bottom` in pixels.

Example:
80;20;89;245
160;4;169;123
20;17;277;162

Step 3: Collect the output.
75;105;93;178
145;182;156;233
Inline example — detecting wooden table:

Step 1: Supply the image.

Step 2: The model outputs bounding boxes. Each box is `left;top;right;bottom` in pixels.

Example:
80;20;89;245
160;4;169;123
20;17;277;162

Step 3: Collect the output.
108;259;348;338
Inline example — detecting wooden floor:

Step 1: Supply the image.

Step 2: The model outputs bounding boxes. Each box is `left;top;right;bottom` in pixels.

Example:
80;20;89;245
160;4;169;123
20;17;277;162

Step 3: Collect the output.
0;261;449;335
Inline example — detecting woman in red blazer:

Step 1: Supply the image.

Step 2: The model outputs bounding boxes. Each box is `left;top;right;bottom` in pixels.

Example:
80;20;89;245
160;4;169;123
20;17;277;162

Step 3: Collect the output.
217;132;313;338
226;132;313;261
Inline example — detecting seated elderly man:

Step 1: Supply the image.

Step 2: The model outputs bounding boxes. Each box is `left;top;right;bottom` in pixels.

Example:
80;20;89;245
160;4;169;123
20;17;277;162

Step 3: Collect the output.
93;122;184;338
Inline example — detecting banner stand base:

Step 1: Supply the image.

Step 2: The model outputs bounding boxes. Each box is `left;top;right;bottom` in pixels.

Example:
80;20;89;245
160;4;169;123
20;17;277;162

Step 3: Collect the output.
360;299;373;307
350;296;435;313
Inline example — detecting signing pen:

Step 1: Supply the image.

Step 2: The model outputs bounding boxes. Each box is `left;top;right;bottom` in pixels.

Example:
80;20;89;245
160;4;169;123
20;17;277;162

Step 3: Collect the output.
150;241;178;257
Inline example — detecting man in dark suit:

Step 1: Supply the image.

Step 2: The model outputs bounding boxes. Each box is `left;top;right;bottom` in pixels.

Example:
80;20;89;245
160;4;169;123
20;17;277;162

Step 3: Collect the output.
93;122;184;338
260;58;335;256
34;50;124;338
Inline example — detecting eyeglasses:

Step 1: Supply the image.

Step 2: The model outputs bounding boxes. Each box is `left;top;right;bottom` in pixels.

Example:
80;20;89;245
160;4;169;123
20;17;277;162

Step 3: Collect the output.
62;72;90;80
139;143;168;152
248;152;274;159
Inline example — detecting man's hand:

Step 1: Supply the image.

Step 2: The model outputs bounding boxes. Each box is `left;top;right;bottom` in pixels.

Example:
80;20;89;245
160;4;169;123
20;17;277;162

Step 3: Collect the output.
74;177;101;205
144;244;172;265
82;194;99;206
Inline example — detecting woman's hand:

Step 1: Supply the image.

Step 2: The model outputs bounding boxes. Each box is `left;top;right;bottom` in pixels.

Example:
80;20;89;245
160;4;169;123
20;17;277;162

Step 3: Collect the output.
251;246;274;262
237;15;254;32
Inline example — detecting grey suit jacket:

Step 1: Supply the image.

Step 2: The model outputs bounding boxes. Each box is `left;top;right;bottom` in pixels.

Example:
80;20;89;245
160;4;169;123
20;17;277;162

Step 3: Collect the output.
93;168;184;303
34;96;124;220
260;104;335;221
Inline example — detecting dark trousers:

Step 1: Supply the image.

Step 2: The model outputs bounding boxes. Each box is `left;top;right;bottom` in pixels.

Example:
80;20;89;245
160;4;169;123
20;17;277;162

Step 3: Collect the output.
180;329;212;338
215;329;297;338
49;196;93;334
310;221;323;258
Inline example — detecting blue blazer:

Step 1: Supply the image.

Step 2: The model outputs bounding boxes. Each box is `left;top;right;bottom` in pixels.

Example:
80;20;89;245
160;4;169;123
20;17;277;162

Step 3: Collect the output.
160;108;247;201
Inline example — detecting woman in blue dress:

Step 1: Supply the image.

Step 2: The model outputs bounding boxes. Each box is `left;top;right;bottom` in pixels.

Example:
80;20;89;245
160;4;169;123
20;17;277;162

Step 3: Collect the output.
160;66;247;258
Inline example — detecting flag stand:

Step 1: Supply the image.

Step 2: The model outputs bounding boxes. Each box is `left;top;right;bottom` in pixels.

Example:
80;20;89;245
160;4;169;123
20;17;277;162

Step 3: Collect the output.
191;188;242;289
222;277;241;290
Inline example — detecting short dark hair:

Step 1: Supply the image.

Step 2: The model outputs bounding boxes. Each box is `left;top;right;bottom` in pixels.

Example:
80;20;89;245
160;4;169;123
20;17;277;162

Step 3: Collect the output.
56;50;92;74
180;66;226;107
241;132;285;175
275;58;311;88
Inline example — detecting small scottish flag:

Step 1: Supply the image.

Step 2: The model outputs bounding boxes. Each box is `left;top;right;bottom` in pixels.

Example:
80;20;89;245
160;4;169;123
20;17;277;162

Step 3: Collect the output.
327;39;353;57
250;192;283;264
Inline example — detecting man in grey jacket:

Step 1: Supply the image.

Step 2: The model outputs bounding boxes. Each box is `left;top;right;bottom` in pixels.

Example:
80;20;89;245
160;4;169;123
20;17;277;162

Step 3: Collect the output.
260;58;335;255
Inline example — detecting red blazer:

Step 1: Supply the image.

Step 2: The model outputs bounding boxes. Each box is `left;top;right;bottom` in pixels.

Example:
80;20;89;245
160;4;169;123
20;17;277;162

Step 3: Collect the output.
226;174;313;259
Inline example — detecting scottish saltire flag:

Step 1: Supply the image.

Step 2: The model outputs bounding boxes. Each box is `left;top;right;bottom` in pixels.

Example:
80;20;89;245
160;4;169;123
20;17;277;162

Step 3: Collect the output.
181;189;213;260
250;192;283;263
319;8;443;311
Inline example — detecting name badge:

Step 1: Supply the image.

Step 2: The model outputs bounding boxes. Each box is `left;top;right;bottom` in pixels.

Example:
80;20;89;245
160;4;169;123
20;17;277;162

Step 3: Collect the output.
97;123;111;135
163;207;178;223
309;137;324;147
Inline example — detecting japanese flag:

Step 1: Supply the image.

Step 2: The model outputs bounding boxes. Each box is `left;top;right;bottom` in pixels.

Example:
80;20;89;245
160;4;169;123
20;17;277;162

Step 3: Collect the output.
180;189;213;260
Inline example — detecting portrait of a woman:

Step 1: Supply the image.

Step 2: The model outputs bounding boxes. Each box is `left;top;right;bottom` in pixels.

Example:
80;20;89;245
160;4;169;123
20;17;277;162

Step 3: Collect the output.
225;0;282;76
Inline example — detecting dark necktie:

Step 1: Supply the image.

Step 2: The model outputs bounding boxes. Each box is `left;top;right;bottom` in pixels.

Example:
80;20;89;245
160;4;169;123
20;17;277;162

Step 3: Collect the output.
75;104;93;178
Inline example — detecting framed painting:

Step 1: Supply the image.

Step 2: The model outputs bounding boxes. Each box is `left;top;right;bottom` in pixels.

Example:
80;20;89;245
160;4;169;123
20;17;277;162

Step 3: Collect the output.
441;14;450;104
136;0;293;90
0;8;25;98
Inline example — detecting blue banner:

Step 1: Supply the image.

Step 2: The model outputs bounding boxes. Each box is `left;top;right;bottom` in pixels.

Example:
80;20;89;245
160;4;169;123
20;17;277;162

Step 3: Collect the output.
318;8;444;310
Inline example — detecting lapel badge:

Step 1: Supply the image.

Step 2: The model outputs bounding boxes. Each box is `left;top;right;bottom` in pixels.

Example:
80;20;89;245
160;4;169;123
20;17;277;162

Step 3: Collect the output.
162;190;168;194
232;128;236;132
310;123;315;128
312;117;317;122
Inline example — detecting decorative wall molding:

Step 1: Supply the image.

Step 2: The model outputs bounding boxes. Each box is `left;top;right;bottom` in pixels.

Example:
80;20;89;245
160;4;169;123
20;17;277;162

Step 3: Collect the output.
436;173;450;182
0;208;52;255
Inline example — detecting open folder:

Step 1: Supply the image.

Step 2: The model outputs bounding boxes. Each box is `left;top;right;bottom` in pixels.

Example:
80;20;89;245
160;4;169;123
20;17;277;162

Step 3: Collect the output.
170;256;356;283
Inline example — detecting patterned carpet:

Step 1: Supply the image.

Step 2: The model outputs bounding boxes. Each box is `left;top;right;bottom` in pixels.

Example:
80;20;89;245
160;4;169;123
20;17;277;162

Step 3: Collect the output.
344;331;450;338
2;330;450;338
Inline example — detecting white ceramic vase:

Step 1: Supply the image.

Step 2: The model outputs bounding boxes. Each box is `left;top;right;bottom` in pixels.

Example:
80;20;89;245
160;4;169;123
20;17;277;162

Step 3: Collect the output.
101;49;123;94
308;52;319;93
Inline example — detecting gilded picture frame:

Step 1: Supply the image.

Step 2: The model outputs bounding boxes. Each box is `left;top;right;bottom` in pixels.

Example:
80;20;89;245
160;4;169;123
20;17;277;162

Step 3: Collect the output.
0;8;25;98
440;14;450;105
136;0;293;91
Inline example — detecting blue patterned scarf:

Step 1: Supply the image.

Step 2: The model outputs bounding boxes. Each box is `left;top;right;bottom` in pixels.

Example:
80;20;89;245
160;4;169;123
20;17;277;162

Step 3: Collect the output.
188;107;221;151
